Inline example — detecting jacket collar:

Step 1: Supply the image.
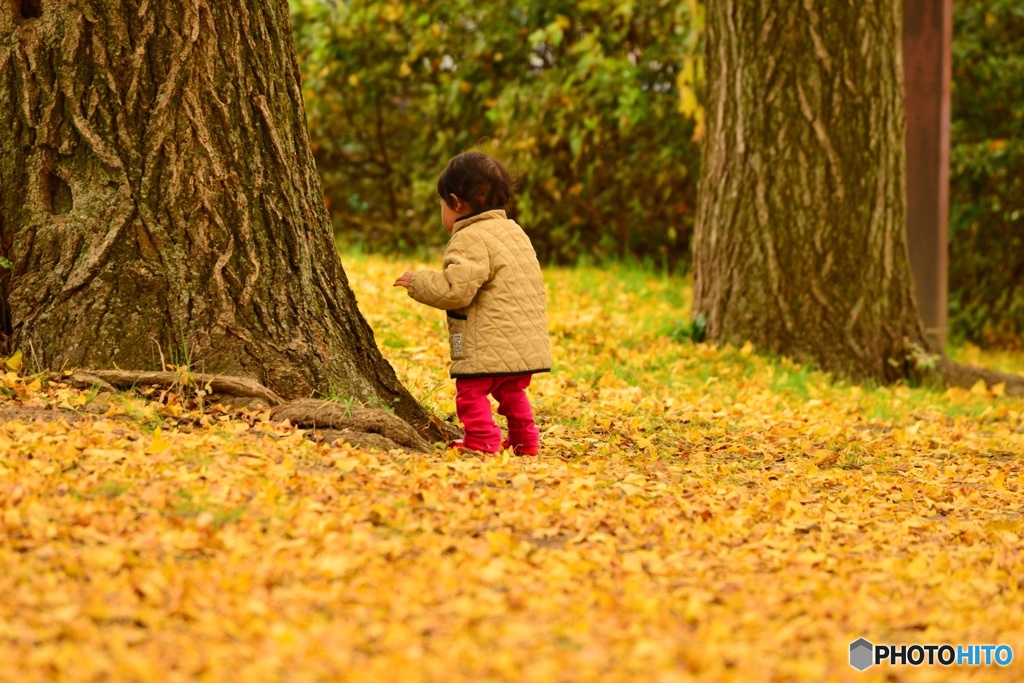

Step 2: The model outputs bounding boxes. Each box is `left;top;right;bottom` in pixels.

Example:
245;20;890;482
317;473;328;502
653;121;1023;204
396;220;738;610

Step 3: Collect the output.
453;207;506;234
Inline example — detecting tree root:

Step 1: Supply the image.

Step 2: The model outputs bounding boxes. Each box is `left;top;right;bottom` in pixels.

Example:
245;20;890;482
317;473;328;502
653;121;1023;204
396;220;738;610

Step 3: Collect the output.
65;372;119;394
306;428;416;452
66;370;436;452
936;358;1024;397
68;370;284;405
270;399;433;453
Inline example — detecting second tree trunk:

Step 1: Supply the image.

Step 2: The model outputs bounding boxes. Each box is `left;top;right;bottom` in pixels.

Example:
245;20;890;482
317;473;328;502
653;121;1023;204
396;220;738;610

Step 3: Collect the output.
693;1;928;383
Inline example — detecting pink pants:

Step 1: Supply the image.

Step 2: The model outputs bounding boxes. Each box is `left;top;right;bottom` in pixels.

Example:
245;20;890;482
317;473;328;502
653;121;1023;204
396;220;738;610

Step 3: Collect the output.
455;374;538;453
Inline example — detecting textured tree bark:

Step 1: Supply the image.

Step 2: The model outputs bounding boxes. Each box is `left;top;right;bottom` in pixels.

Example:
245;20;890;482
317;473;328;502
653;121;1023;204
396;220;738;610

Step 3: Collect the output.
0;0;439;439
693;1;928;383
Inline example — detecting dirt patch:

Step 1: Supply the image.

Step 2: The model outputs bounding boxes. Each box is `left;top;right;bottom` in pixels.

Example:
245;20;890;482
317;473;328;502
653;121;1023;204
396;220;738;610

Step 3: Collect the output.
0;405;84;425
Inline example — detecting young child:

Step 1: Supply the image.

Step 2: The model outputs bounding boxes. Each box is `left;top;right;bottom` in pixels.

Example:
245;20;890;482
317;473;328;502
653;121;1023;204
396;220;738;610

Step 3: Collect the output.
393;152;551;455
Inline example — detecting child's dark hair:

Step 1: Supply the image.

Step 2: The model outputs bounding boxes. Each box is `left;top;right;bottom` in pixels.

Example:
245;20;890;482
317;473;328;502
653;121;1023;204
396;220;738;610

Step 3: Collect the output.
437;152;516;212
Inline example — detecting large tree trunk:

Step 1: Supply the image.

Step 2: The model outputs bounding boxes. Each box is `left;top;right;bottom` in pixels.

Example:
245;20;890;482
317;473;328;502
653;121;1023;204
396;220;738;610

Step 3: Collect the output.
693;1;929;383
0;0;438;438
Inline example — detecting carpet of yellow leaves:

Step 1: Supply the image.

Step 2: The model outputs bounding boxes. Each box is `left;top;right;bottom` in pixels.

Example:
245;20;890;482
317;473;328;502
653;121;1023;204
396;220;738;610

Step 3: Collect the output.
1;252;1022;682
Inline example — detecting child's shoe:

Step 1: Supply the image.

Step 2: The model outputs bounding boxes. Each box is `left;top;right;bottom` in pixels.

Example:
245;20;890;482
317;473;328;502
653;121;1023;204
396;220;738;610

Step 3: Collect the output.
502;439;538;456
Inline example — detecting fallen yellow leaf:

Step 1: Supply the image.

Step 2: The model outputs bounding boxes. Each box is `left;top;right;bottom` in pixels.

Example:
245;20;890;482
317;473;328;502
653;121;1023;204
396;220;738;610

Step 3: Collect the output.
4;349;22;372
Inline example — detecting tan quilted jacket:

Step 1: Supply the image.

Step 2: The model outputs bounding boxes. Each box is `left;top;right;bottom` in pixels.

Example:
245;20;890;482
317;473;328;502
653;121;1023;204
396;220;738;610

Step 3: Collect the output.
407;209;551;378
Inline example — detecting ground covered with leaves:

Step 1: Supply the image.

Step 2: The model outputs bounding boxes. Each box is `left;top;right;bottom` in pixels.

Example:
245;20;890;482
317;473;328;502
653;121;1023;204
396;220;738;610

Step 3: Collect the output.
2;253;1023;682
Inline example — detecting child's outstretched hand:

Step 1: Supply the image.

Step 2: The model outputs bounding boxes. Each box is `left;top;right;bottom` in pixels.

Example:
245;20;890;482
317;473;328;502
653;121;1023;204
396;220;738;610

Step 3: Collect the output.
393;271;414;290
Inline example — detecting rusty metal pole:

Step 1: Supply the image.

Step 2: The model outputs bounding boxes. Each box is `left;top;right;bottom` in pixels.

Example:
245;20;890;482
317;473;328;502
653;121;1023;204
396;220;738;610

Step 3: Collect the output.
903;0;953;351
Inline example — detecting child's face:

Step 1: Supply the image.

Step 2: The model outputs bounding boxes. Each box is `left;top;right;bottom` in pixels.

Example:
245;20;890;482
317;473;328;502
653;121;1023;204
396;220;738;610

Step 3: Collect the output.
440;196;470;232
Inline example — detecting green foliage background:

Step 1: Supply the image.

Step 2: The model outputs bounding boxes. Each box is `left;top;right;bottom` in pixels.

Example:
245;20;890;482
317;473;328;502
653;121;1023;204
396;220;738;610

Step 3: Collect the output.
293;0;1022;347
290;0;704;267
949;1;1024;348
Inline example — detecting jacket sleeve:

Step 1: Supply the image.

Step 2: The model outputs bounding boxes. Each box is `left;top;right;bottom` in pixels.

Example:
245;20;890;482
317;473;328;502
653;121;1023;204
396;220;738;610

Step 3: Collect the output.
407;232;490;310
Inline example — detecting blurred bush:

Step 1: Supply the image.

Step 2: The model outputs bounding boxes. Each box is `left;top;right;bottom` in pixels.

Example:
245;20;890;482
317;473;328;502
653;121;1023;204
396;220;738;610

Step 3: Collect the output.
290;0;703;267
950;1;1024;347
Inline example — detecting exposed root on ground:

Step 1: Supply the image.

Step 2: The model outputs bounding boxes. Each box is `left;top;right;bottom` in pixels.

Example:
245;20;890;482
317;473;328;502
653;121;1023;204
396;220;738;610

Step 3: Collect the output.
270;399;433;453
307;429;416;452
67;370;436;452
937;358;1024;397
68;370;283;405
